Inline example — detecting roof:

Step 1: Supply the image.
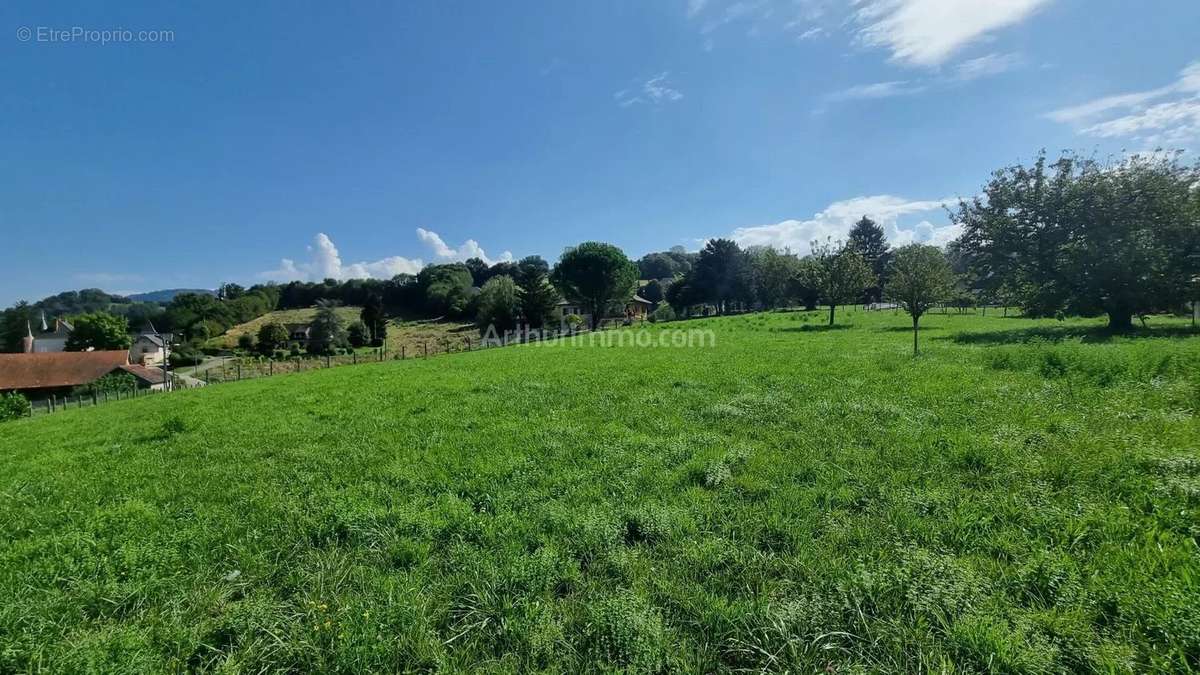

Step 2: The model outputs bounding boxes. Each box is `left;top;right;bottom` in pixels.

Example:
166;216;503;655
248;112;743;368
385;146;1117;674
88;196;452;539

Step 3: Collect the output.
630;294;652;305
134;333;165;347
117;364;167;385
0;351;130;391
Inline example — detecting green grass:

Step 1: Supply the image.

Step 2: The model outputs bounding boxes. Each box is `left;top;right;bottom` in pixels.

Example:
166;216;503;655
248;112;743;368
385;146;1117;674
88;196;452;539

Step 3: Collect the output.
208;307;364;349
2;310;1198;672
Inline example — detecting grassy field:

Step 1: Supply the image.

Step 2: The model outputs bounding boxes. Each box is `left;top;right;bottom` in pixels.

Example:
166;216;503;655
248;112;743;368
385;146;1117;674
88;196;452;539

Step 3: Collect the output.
1;310;1198;672
207;307;363;349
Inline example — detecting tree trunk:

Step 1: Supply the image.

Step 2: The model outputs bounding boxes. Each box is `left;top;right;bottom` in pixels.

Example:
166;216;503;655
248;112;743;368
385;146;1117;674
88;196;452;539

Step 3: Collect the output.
1107;309;1134;332
828;304;836;326
912;316;920;356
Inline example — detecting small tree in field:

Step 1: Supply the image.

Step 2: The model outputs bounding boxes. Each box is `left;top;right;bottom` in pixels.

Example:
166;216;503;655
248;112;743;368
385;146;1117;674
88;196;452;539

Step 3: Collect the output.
887;244;954;355
811;240;872;326
551;242;638;330
477;275;521;334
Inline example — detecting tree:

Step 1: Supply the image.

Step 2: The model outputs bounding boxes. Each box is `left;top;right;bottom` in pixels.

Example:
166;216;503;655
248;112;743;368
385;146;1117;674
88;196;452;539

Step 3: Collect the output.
550;242;638;330
887;245;954;355
790;257;823;311
307;300;347;355
360;293;387;346
477;275;522;334
515;256;558;329
77;371;138;396
237;332;256;351
217;282;246;300
1;302;35;353
847;216;890;303
418;264;475;318
0;392;30;422
65;312;132;351
347;321;369;348
748;247;801;309
463;258;491;286
665;276;701;316
641;279;664;305
811;240;872;326
257;322;289;354
953;151;1200;330
693;239;753;313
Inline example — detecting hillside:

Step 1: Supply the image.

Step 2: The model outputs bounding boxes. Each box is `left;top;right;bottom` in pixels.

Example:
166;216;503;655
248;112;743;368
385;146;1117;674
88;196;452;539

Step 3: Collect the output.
1;311;1198;671
126;288;215;303
210;307;474;355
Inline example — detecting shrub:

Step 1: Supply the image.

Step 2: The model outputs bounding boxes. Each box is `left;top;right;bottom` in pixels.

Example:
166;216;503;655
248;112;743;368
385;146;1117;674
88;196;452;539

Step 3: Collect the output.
580;593;667;671
236;333;255;351
0;392;31;422
652;305;677;323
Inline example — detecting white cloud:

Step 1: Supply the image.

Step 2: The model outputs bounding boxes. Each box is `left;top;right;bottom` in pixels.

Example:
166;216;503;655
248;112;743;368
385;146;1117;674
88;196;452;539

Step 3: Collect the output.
854;0;1052;67
260;229;513;283
616;72;684;107
822;80;926;104
797;26;825;40
687;0;709;19
953;52;1022;81
727;194;961;254
1046;61;1200;148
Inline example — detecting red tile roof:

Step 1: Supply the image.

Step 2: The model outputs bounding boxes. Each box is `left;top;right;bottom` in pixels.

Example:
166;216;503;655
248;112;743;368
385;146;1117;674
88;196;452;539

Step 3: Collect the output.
118;364;167;385
0;351;130;391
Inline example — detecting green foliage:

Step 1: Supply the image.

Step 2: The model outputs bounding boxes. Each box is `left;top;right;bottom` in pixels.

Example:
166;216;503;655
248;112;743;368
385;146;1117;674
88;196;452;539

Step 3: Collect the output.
347;321;369;349
888;244;955;354
550;242;638;329
748;246;801;309
641;279;664;305
74;371;138;396
651;304;676;323
692;238;753;313
2;311;1199;671
236;332;255;351
0;302;36;353
256;322;289;354
953;151;1200;329
637;249;695;280
790;256;823;311
811;239;873;325
515;256;558;329
476;275;521;334
65;312;132;351
418;264;476;318
359;293;387;346
847;215;891;302
307;300;348;355
0;391;30;422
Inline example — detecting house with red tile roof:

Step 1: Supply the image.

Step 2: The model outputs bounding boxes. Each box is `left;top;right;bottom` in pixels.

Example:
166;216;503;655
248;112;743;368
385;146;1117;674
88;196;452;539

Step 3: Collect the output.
0;350;165;398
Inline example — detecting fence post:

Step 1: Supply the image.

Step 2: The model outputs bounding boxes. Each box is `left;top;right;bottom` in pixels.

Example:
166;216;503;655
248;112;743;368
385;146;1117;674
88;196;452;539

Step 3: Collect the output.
326;354;331;368
269;360;273;376
92;391;98;406
353;353;357;365
47;398;53;414
237;363;242;380
423;342;428;358
401;345;406;359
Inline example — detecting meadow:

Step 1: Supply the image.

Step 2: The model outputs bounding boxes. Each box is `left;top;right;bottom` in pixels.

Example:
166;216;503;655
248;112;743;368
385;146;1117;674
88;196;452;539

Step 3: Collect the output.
1;310;1198;672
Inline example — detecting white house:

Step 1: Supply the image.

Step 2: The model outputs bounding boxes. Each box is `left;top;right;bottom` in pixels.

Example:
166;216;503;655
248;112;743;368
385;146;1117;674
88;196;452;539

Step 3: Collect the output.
129;322;169;366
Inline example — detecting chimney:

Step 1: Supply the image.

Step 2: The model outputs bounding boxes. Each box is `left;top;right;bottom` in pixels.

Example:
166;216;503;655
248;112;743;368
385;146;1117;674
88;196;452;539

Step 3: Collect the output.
22;321;34;353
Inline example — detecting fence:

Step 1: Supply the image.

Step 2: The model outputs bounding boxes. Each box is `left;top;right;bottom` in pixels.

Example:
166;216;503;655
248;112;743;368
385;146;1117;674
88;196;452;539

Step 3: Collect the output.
21;326;606;418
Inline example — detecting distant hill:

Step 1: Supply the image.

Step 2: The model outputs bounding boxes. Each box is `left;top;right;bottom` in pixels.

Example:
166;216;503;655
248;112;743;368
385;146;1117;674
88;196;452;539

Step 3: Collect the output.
126;289;215;304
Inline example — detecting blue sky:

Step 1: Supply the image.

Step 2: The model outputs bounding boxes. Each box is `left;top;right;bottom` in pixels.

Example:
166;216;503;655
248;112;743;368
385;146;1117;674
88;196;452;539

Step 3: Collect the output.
2;1;1198;306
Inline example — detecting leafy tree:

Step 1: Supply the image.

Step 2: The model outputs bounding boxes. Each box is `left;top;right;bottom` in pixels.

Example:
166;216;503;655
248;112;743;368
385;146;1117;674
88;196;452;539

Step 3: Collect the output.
360;293;387;346
641;279;664;305
790;257;823;311
887;244;954;355
463;258;491;286
516;256;558;329
418;264;475;318
237;333;256;351
811;240;872;326
748;247;801;309
0;392;30;422
307;300;347;355
665;277;702;316
347;320;369;348
847;216;890;303
953;151;1200;329
477;275;521;334
550;242;638;330
76;371;138;396
217;282;246;300
65;312;132;351
257;322;289;354
1;302;35;353
693;239;753;314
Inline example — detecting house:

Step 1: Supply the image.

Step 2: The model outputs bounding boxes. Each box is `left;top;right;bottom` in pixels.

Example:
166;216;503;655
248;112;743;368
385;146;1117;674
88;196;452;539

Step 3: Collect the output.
23;312;73;353
284;323;312;345
555;294;655;328
129;321;170;366
0;350;135;399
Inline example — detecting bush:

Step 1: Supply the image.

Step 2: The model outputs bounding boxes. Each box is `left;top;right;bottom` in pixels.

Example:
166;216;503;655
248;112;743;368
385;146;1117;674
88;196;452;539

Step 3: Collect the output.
236;333;255;351
0;392;30;422
652;305;677;323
